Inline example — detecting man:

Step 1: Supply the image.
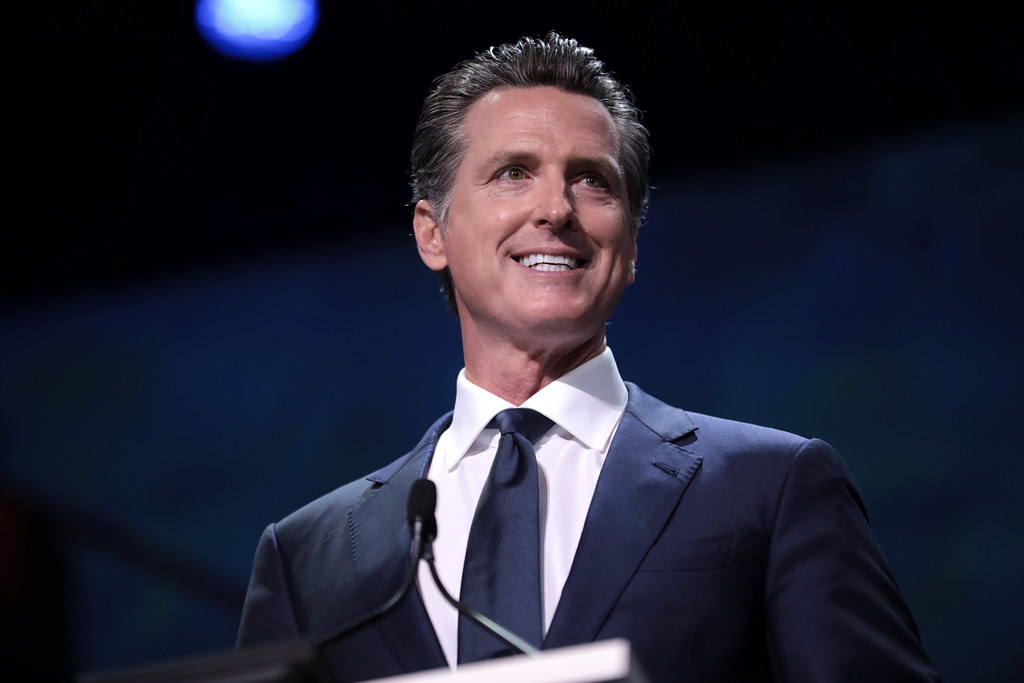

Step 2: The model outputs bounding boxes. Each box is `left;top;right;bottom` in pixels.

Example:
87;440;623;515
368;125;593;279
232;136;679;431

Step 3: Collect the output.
237;33;939;682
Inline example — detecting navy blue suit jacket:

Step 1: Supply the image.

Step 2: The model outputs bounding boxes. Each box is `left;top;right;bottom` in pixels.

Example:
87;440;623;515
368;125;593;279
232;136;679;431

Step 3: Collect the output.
237;383;939;681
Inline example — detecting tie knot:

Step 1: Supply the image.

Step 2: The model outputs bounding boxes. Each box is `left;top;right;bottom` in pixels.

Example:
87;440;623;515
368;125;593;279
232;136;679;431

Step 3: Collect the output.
491;408;553;444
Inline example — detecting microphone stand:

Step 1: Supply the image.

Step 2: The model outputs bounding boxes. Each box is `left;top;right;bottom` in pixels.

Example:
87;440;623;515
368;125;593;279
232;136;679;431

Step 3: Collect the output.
316;524;423;649
319;479;538;658
420;520;539;658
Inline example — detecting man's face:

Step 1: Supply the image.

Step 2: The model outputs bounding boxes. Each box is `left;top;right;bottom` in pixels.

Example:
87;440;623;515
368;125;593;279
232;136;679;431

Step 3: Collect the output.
414;86;637;353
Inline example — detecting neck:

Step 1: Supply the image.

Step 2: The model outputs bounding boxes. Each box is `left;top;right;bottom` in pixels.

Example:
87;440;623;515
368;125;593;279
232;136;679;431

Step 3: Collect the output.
461;332;606;406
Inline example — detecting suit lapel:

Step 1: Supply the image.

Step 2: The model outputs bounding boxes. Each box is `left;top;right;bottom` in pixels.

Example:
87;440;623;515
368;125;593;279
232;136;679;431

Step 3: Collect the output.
544;384;702;648
342;385;701;661
345;413;452;673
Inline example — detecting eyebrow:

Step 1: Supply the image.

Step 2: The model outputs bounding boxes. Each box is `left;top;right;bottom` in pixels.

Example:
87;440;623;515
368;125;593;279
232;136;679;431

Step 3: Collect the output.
482;149;622;176
569;154;623;177
482;149;539;170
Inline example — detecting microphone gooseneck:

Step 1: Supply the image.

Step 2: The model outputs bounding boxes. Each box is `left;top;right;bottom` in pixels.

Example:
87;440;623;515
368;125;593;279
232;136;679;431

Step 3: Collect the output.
414;479;539;658
317;479;436;649
425;553;539;658
319;478;538;659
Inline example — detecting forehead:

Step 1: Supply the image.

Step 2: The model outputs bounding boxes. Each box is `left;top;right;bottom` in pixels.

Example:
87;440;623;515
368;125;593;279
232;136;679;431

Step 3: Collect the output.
460;86;620;161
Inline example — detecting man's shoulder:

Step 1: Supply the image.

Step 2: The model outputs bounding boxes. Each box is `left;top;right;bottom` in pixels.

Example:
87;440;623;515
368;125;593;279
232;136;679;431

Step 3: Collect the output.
625;382;820;455
276;474;378;532
273;410;454;540
625;382;845;491
686;409;812;450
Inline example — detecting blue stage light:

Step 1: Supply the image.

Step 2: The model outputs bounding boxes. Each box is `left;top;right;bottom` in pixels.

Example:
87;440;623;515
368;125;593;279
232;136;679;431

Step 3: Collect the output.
195;0;319;62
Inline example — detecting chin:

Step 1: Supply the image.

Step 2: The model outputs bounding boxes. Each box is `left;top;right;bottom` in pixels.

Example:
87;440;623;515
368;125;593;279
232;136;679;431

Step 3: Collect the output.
518;308;606;341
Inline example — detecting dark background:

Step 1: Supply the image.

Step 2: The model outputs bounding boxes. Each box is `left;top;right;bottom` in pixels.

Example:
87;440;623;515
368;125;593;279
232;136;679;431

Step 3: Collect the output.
3;1;1022;680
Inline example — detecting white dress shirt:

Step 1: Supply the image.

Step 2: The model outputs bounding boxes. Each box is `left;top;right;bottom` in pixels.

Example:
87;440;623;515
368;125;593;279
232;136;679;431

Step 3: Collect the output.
418;347;629;668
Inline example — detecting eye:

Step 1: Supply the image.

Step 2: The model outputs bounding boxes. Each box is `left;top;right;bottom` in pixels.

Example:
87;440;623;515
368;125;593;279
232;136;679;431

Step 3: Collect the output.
498;167;527;181
580;173;606;189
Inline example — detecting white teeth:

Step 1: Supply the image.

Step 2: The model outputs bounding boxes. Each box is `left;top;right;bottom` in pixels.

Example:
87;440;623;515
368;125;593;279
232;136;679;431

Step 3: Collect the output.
517;253;580;270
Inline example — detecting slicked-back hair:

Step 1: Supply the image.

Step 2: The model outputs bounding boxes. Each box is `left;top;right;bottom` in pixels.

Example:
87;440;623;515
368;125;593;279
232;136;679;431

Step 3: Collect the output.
410;32;651;316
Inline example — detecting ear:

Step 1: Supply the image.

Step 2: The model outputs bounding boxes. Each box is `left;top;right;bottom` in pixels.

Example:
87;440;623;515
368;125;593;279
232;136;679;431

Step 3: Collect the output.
627;222;639;284
413;200;448;271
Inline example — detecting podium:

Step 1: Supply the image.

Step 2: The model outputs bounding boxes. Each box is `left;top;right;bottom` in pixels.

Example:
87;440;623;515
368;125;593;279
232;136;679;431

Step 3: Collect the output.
80;639;648;683
370;640;646;683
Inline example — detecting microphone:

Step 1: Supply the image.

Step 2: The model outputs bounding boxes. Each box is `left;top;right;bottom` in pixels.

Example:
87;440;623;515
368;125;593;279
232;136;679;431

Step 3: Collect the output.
408;478;437;564
319;479;537;659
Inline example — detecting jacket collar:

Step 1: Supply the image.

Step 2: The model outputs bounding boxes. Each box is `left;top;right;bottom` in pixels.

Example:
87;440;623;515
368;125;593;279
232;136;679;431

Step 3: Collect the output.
545;383;702;648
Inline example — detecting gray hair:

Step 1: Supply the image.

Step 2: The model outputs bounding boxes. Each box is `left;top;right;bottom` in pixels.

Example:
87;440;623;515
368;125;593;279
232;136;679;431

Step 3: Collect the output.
410;32;651;315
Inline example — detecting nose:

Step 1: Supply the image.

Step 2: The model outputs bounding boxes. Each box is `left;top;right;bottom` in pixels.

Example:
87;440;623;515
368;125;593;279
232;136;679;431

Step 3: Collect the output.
533;177;575;231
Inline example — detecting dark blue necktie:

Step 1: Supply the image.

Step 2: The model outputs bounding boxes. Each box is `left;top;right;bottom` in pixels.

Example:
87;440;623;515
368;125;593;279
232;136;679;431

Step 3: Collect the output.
457;408;553;663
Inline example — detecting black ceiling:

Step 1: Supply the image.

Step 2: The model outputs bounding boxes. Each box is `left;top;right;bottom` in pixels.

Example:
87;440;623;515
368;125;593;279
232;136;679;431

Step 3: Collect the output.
9;2;1022;305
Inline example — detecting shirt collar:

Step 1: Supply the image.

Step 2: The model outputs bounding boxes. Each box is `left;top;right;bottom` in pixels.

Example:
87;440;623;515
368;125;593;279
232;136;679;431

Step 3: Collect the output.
442;347;628;470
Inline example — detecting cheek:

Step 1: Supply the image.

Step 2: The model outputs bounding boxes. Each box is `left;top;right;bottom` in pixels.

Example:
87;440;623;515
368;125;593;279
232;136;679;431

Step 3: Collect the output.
489;202;532;234
452;198;520;243
585;204;631;240
606;225;638;263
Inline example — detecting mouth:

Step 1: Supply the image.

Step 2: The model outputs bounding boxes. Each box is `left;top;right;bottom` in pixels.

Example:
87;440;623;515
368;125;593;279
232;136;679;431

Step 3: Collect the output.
515;253;584;272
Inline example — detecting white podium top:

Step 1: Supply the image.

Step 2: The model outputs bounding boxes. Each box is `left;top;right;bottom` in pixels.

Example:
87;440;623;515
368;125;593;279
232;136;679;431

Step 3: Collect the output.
372;639;647;683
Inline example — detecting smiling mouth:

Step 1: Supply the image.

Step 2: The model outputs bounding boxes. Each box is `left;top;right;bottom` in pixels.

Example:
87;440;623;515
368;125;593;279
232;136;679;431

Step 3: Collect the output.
516;253;583;271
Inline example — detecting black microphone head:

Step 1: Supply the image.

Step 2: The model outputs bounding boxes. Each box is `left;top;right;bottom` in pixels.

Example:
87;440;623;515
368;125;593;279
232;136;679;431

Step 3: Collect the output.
408;478;438;541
